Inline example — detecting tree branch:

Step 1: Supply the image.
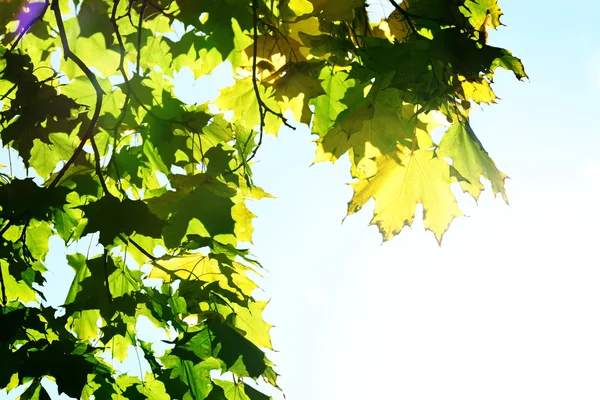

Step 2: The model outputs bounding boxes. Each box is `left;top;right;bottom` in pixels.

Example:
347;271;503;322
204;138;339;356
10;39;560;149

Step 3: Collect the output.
49;0;105;189
228;0;294;176
118;234;180;278
251;0;295;131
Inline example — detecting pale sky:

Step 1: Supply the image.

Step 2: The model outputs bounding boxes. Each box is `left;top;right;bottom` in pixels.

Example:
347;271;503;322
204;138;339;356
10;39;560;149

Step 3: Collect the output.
244;1;600;398
3;0;600;399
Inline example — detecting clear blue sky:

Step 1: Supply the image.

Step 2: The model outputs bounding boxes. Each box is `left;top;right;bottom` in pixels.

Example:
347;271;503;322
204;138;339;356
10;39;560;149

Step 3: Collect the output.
2;0;600;399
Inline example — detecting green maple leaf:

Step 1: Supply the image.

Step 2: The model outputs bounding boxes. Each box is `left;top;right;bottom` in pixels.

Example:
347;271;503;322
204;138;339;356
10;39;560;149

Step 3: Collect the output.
24;220;52;261
214;379;271;400
29;140;61;180
436;29;527;81
135;373;170;399
463;0;504;29
273;62;325;124
77;0;114;47
308;0;365;21
69;309;101;341
79;196;166;245
207;319;269;379
315;87;413;165
231;301;274;350
0;179;69;225
147;174;236;248
64;255;110;309
160;356;214;400
174;0;252;62
309;66;361;136
60;76;126;122
31;342;97;398
438;122;508;202
214;78;282;135
0;78;84;166
148;252;256;305
61;18;120;79
17;379;51;400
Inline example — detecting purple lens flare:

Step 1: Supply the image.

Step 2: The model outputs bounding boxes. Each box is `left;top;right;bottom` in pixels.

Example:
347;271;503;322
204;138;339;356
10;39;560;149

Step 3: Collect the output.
14;0;47;35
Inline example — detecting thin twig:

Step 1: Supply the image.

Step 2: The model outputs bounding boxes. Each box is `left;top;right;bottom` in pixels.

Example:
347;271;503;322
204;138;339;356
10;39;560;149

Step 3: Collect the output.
0;220;12;237
0;259;6;306
388;0;419;37
103;250;113;303
0;84;17;102
110;0;203;171
118;234;204;281
136;0;148;76
111;0;127;74
90;136;111;195
49;0;105;189
257;18;299;62
250;0;295;130
227;0;280;176
145;0;174;18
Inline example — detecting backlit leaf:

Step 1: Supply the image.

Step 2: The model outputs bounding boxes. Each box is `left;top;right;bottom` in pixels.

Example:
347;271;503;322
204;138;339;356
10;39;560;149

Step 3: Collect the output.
348;147;463;243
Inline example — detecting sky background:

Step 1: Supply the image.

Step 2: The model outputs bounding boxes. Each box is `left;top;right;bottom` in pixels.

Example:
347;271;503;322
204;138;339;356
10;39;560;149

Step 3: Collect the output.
2;0;600;399
243;1;600;398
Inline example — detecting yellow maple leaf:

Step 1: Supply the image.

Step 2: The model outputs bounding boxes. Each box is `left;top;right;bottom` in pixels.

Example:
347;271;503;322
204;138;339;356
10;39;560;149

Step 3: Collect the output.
287;0;314;16
457;75;497;104
214;77;283;135
149;252;258;299
348;147;463;243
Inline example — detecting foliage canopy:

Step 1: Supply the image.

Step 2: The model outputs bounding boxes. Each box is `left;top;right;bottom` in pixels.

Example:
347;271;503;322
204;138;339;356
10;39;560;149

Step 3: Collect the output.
0;0;524;398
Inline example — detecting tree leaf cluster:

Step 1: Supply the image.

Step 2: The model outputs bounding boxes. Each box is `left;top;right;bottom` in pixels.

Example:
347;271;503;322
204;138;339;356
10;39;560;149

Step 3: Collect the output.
0;0;524;398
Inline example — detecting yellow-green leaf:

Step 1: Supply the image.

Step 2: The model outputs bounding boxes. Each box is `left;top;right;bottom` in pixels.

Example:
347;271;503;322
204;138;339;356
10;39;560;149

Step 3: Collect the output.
438;122;508;202
348;147;463;243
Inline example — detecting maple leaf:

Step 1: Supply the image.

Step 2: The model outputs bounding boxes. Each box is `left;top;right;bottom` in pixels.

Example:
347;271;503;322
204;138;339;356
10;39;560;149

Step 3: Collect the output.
309;66;360;136
79;197;166;245
348;147;463;243
438;122;508;202
273;62;324;124
214;77;283;135
315;88;413;165
308;0;365;21
463;0;504;30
